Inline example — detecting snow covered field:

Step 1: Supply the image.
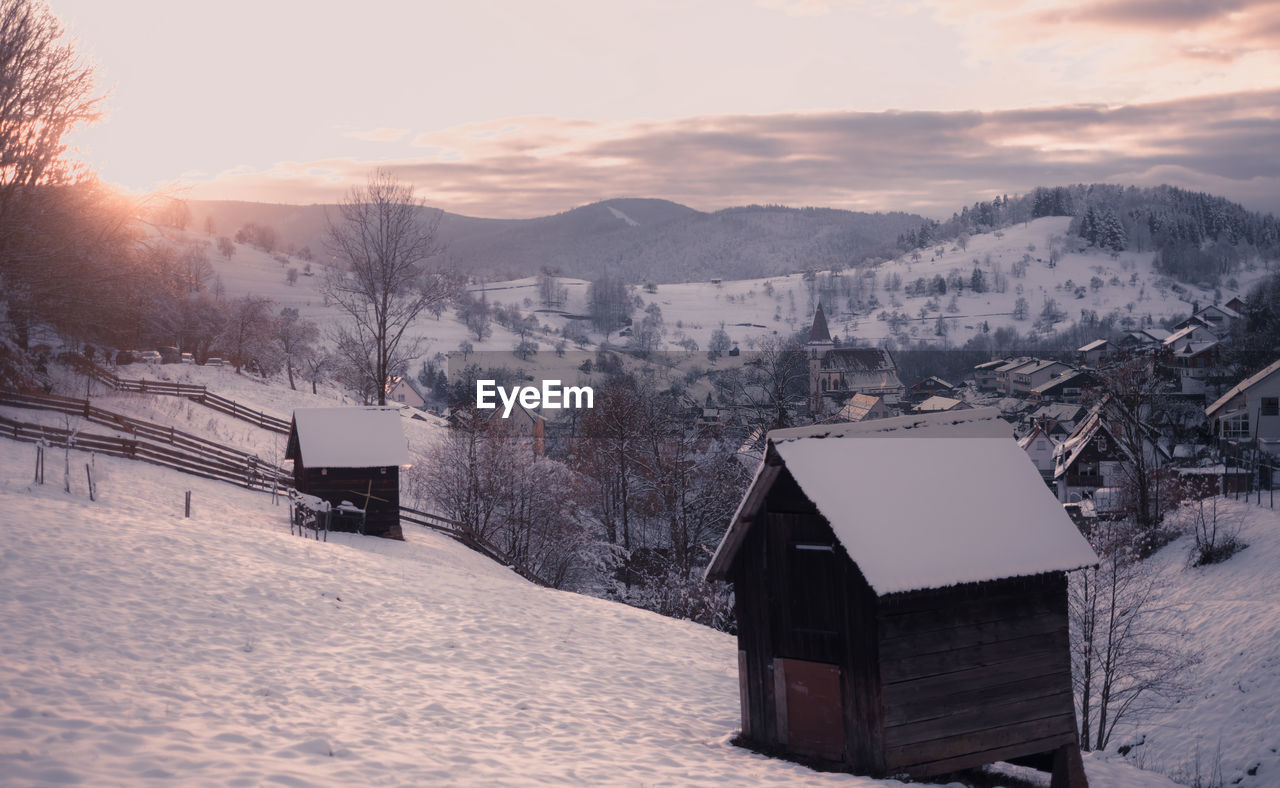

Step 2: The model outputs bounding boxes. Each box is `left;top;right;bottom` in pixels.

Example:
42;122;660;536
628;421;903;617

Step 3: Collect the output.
0;438;1181;787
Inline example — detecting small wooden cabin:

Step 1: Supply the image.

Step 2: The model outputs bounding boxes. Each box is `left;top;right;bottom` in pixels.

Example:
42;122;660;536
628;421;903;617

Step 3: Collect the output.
285;407;412;540
706;408;1097;784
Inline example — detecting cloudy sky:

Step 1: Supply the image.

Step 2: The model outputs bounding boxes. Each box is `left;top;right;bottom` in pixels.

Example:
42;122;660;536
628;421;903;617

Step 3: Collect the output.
54;0;1280;218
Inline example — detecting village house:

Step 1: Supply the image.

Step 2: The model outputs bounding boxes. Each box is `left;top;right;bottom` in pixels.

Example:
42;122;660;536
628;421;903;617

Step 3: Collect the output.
1053;398;1167;507
285;407;412;540
1076;339;1112;368
1206;359;1280;453
706;408;1095;784
1162;322;1218;354
1010;359;1075;397
386;376;426;408
1018;420;1060;479
1116;328;1171;352
906;376;956;402
972;360;1004;392
1173;303;1242;335
992;357;1037;395
1030;369;1100;403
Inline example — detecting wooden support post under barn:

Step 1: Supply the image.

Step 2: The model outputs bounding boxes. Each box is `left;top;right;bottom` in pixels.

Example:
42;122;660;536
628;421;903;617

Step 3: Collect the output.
706;407;1097;785
285;407;412;540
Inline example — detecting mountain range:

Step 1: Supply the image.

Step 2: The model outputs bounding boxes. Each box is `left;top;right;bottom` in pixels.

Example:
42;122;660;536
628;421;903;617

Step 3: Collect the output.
187;198;924;284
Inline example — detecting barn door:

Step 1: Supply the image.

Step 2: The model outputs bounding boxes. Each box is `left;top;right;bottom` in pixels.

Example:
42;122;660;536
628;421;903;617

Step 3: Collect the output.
774;657;845;762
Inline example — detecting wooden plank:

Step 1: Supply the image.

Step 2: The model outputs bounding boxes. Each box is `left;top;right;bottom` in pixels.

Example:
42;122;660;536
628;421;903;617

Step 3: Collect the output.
884;689;1076;747
881;616;1068;664
879;587;1063;640
883;641;1069;694
884;712;1078;772
882;629;1069;683
884;669;1072;727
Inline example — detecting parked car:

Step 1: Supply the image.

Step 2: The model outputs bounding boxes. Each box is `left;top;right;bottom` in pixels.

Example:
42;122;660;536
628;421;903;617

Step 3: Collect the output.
158;346;181;364
203;357;225;367
180;352;194;364
138;350;162;364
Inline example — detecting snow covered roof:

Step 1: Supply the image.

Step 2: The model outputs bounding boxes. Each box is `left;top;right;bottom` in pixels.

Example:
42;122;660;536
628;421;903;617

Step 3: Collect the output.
1198;303;1242;320
974;360;1005;371
708;407;1097;594
1078;339;1109;352
837;393;881;422
1031;370;1094;395
994;357;1036;373
915;395;963;413
289;407;412;468
1207;359;1280;418
1016;359;1071;376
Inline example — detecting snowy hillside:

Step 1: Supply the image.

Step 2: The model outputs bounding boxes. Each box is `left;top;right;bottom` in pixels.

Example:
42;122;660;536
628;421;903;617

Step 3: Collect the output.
183;215;1270;381
1107;498;1280;785
0;439;1179;787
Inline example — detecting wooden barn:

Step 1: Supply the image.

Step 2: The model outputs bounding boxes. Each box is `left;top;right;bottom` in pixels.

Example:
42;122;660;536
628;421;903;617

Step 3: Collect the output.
706;407;1097;785
285;407;412;540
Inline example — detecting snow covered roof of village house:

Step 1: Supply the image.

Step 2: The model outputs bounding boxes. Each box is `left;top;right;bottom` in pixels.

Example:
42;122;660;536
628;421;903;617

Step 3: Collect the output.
914;395;963;413
1206;359;1280;418
1078;339;1109;352
707;407;1098;595
289;407;412;468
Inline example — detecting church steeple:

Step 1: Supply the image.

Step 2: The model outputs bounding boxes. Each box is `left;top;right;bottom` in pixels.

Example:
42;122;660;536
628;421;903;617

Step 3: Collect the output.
808;302;833;345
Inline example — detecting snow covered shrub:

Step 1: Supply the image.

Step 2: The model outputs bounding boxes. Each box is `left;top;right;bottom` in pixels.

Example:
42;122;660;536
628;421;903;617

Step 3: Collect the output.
1182;495;1246;567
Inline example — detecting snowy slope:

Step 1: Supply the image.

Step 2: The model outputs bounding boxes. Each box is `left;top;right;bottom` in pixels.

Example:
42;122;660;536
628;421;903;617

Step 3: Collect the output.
1108;498;1280;785
0;439;1175;787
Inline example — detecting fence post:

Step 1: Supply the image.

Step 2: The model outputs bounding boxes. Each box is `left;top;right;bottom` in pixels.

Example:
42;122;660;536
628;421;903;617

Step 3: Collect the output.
185;490;191;518
85;463;95;502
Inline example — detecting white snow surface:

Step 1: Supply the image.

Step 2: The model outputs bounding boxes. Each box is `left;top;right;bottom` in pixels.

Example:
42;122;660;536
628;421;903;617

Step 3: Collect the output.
290;407;412;468
770;410;1098;595
0;438;1176;787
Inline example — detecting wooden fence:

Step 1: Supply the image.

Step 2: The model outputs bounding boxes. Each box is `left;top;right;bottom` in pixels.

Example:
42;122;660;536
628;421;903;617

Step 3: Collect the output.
0;412;285;491
91;368;291;434
397;505;552;587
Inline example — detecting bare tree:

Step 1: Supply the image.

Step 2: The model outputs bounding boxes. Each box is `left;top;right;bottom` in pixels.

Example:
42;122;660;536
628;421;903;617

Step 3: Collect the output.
216;236;235;260
274;307;318;390
218;296;274;374
323;169;458;404
0;0;101;242
1070;521;1200;751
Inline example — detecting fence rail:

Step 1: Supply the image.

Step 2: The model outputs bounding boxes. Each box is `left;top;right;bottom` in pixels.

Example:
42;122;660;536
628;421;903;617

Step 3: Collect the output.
90;368;291;434
0;413;284;491
399;505;552;587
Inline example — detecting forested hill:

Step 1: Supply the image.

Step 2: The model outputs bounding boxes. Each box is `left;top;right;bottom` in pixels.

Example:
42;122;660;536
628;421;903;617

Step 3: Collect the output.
188;198;924;284
896;184;1280;288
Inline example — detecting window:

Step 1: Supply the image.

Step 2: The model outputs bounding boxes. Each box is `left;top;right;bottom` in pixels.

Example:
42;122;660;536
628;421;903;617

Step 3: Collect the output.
1223;413;1250;440
1262;398;1279;417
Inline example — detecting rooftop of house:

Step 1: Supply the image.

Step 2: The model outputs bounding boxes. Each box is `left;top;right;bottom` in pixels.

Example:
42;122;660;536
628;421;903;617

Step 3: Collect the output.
289;407;412;469
709;407;1097;594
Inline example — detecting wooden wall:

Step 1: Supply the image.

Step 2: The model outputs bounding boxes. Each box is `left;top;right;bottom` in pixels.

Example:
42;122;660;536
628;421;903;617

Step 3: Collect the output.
295;462;403;540
877;573;1078;777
